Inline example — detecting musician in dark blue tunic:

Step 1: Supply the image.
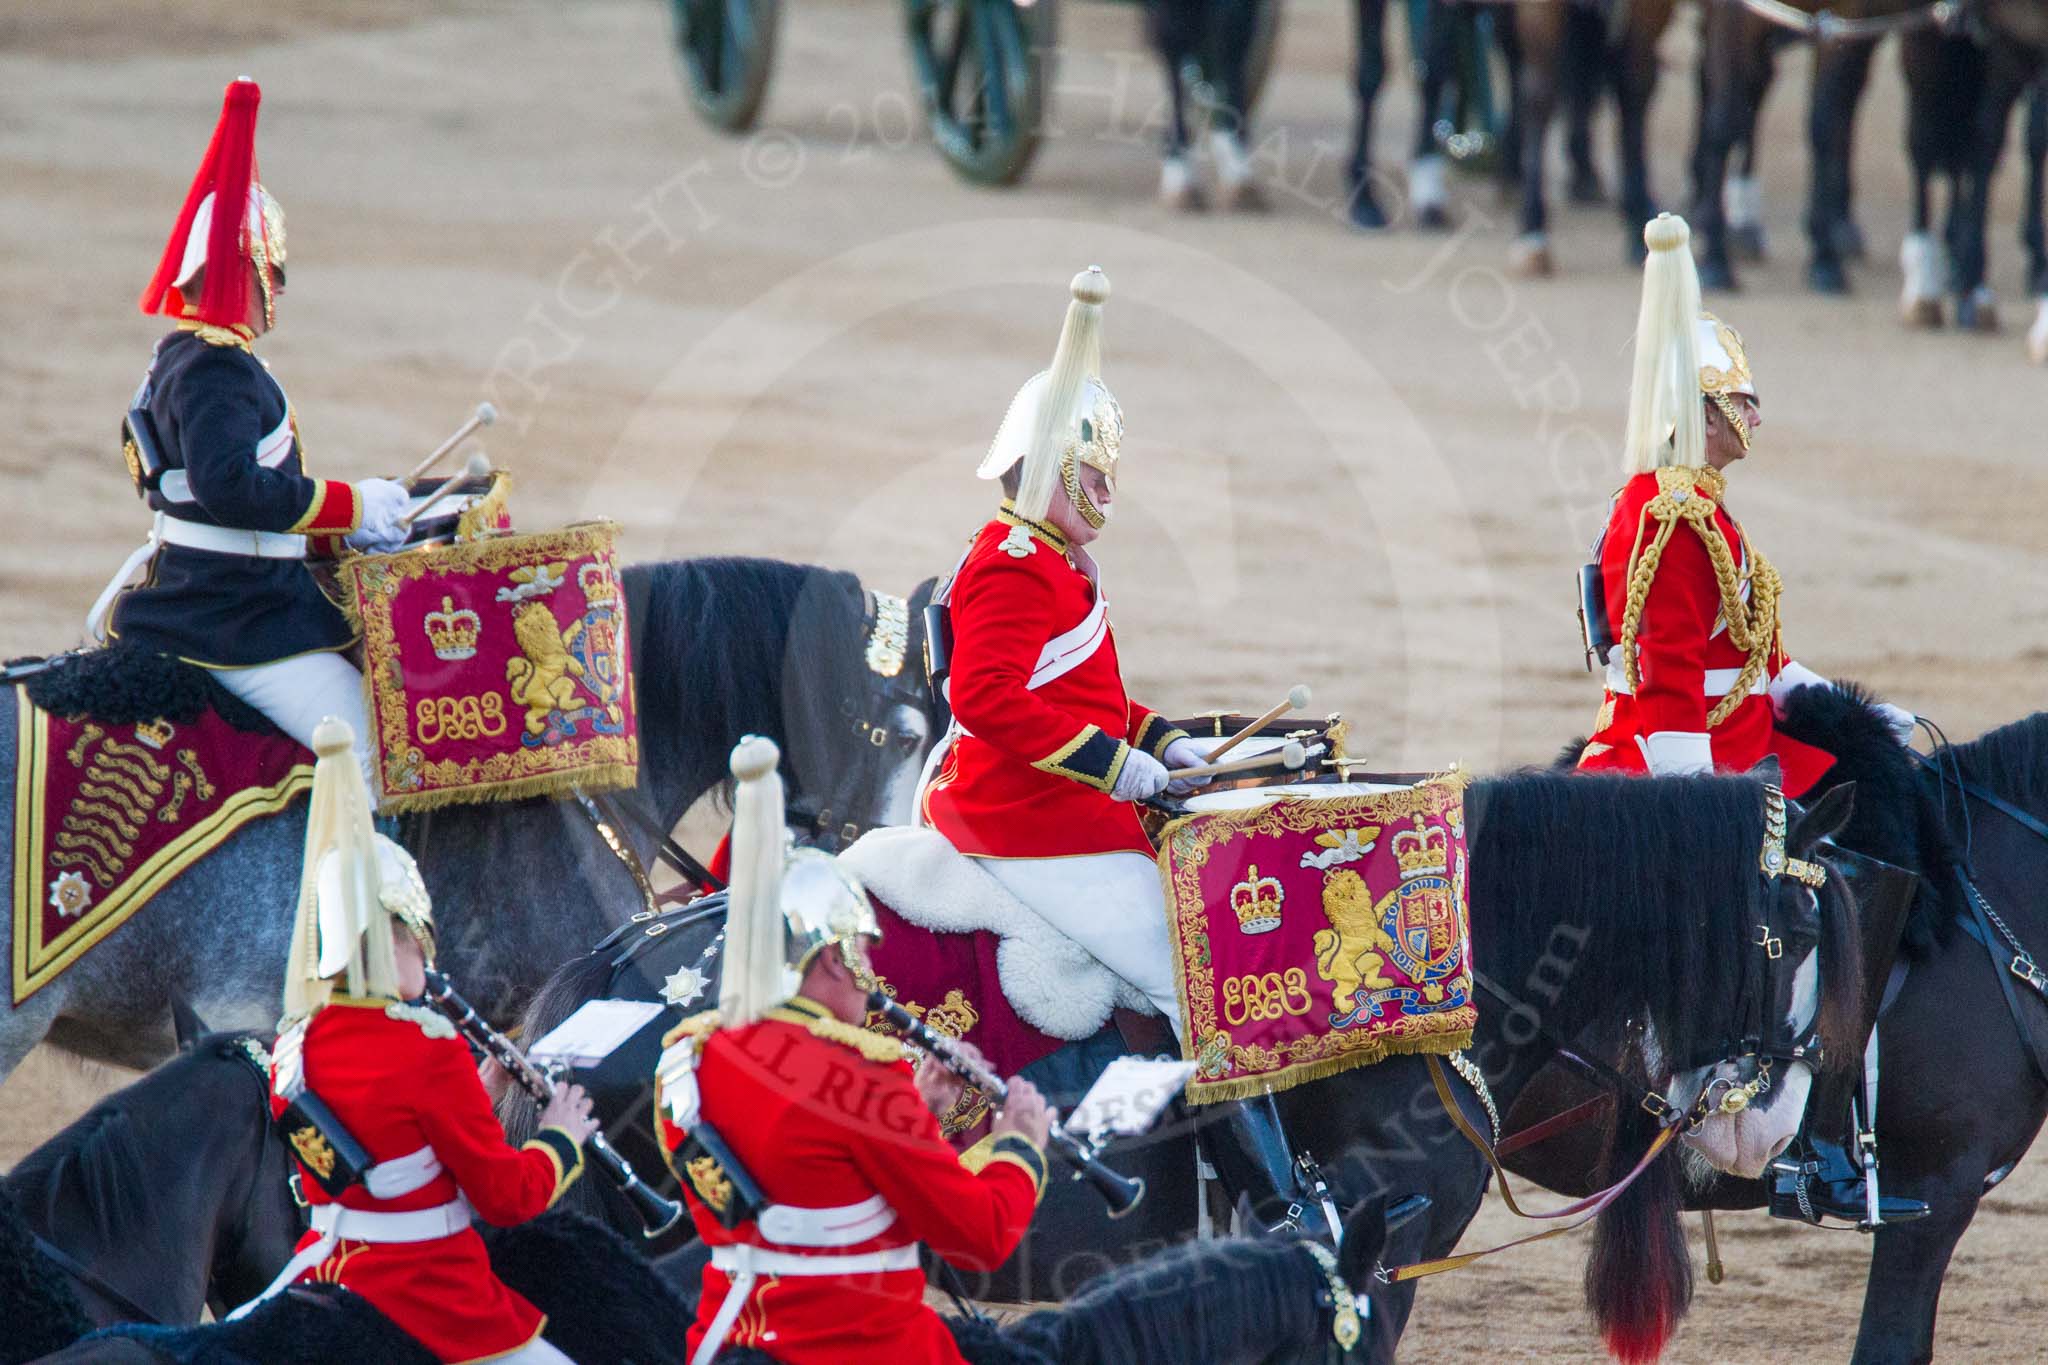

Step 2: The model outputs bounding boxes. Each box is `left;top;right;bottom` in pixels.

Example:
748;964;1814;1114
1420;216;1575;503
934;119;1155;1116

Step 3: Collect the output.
92;79;408;790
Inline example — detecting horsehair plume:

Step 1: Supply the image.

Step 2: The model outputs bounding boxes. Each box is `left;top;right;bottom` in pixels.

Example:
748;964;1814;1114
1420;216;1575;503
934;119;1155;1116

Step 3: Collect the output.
283;718;396;1020
720;735;788;1027
1013;266;1111;524
1585;1109;1691;1364
1623;214;1705;476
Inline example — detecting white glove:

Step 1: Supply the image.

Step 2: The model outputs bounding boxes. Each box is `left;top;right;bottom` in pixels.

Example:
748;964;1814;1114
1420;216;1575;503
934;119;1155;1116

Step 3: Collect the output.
1640;731;1713;778
1767;660;1832;719
1161;736;1212;796
1874;701;1917;746
346;478;411;552
1111;747;1171;803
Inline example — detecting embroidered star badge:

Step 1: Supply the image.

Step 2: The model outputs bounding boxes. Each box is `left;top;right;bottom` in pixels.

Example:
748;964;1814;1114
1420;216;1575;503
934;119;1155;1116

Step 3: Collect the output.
48;871;92;919
662;964;711;1008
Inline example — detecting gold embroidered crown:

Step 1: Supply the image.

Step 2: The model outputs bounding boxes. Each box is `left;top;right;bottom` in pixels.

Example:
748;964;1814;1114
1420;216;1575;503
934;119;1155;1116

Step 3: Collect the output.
134;717;175;750
1230;864;1285;935
424;596;481;661
578;562;619;610
1392;815;1449;880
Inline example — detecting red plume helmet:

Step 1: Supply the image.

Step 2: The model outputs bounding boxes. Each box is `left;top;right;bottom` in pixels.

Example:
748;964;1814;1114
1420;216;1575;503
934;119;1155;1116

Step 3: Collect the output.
139;79;269;327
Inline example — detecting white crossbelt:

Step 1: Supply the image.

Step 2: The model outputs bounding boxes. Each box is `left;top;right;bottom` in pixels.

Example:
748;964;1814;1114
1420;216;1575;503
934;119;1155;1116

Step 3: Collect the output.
84;512;307;643
696;1244;921;1365
224;1147;458;1322
1605;659;1758;702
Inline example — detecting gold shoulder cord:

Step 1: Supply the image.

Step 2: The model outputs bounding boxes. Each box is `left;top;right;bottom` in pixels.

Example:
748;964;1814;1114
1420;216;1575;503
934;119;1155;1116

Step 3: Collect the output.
1616;468;1782;728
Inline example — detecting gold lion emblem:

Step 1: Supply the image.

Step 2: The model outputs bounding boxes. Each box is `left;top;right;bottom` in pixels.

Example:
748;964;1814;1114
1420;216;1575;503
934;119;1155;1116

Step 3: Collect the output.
288;1125;338;1181
504;601;588;741
1312;869;1398;1013
685;1155;734;1215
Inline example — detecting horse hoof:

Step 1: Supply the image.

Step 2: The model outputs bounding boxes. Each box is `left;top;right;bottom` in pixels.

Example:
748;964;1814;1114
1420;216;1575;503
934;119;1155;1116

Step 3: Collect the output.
1730;224;1768;262
1807;260;1850;295
1159;157;1206;213
1699;256;1738;293
1408;155;1449;229
1348;188;1388;232
2027;300;2048;363
1833;218;1869;263
1511;235;1554;277
1957;287;2000;333
1568;169;1606;205
1901;294;1945;329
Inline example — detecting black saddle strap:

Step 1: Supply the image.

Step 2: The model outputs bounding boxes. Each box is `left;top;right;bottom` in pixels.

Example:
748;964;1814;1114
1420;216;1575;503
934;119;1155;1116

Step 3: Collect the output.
33;1232;162;1326
1955;868;2048;1087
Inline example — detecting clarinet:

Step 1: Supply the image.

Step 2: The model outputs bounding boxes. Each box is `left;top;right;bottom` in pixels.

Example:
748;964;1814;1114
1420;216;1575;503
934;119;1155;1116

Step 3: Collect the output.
422;970;684;1238
866;991;1145;1218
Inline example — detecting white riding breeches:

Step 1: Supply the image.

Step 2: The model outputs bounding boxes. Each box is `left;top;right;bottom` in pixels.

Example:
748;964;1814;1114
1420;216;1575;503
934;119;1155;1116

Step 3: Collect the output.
979;851;1184;1041
209;652;374;796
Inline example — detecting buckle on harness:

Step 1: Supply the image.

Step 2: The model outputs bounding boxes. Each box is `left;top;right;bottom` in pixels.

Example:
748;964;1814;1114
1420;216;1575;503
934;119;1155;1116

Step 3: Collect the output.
2012;953;2048;993
1639;1092;1676;1123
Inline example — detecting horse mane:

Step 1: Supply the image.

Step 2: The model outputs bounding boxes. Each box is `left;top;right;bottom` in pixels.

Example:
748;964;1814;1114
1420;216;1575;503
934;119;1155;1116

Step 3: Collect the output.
1949;709;2048;823
1003;1234;1328;1364
1775;682;1966;954
622;558;874;824
1466;771;1772;1075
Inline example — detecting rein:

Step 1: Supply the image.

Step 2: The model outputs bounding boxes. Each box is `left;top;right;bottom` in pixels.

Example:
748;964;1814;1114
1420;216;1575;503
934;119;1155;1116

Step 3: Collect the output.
1724;0;1964;43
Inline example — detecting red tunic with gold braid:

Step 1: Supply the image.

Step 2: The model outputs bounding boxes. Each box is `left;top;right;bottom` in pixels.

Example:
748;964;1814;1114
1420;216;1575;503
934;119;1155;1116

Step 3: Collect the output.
268;996;584;1364
920;506;1186;859
656;997;1046;1365
1577;468;1833;796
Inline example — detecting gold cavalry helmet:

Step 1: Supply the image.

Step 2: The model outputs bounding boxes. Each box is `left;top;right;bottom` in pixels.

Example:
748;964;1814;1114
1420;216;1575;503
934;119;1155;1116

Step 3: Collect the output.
284;719;434;1020
1622;214;1760;471
978;266;1124;529
718;736;880;1026
139;79;288;330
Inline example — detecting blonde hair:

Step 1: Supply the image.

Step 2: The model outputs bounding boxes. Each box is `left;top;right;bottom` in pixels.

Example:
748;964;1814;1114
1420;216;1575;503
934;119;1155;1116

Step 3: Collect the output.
1622;214;1706;475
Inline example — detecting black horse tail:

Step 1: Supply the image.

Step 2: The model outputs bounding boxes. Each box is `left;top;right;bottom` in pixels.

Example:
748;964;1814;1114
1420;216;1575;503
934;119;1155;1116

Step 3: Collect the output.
1584;1114;1691;1365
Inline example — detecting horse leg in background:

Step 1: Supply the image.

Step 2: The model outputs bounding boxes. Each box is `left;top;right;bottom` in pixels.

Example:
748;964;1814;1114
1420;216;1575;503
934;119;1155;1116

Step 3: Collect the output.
1692;0;1756;290
1611;0;1673;262
1408;0;1459;229
1561;0;1605;204
1349;0;1395;227
2022;76;2048;360
1204;0;1265;209
1805;36;1879;293
1899;29;1970;325
1953;44;2042;331
1509;0;1564;273
1726;23;1781;260
1148;0;1204;208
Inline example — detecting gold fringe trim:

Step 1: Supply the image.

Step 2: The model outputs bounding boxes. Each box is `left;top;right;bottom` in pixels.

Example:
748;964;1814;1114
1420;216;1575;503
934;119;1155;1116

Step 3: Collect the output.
374;762;637;815
1184;1028;1474;1105
456;472;514;543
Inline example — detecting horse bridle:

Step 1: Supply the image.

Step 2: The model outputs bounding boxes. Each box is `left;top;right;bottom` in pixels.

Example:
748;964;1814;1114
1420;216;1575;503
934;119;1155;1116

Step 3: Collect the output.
32;1037;289;1329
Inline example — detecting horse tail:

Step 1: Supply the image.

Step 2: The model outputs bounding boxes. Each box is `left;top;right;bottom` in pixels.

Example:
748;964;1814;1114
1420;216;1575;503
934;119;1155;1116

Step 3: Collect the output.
1583;1115;1691;1365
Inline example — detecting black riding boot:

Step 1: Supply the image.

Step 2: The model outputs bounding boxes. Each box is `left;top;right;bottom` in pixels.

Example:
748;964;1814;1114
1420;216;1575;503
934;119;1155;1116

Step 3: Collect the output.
1767;1066;1928;1228
1199;1095;1338;1241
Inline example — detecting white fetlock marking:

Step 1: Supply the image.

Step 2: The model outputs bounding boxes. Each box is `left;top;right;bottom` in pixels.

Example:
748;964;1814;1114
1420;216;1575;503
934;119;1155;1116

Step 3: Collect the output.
1899;232;1939;310
1724;174;1764;230
2028;298;2048;363
1409;154;1448;211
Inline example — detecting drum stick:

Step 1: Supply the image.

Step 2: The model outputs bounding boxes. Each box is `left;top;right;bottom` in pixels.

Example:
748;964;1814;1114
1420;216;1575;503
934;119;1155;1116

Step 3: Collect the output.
1203;684;1311;765
402;402;497;491
399;452;491;529
1166;740;1307;783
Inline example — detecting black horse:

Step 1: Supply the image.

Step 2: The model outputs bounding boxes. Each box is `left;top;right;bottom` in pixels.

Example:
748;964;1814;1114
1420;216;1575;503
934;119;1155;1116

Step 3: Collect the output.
1636;688;2048;1364
1;557;940;1084
504;768;1866;1362
0;1034;303;1353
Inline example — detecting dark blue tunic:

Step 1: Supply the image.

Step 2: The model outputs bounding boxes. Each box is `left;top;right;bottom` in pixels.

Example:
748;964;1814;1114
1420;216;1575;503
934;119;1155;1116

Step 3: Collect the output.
108;328;362;669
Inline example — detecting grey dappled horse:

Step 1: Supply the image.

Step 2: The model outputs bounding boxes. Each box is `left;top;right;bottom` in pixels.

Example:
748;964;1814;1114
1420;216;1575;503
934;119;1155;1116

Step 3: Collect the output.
0;558;938;1084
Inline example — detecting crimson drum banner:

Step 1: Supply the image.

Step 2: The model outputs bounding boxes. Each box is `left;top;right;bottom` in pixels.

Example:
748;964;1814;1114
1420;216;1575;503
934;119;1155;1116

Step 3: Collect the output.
1158;775;1477;1103
340;523;637;812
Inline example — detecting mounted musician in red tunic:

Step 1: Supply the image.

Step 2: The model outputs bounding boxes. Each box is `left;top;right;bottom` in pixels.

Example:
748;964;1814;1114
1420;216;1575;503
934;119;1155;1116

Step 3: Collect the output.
1575;213;1927;1231
908;267;1329;1235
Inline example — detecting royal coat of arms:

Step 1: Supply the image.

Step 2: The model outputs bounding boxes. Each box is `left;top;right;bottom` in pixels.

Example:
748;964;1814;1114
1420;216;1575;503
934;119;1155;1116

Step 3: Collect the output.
1159;776;1476;1104
338;523;638;812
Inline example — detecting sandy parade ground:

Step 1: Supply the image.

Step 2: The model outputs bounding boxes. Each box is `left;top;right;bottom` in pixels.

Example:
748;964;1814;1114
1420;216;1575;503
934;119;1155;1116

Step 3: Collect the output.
3;0;2046;1358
